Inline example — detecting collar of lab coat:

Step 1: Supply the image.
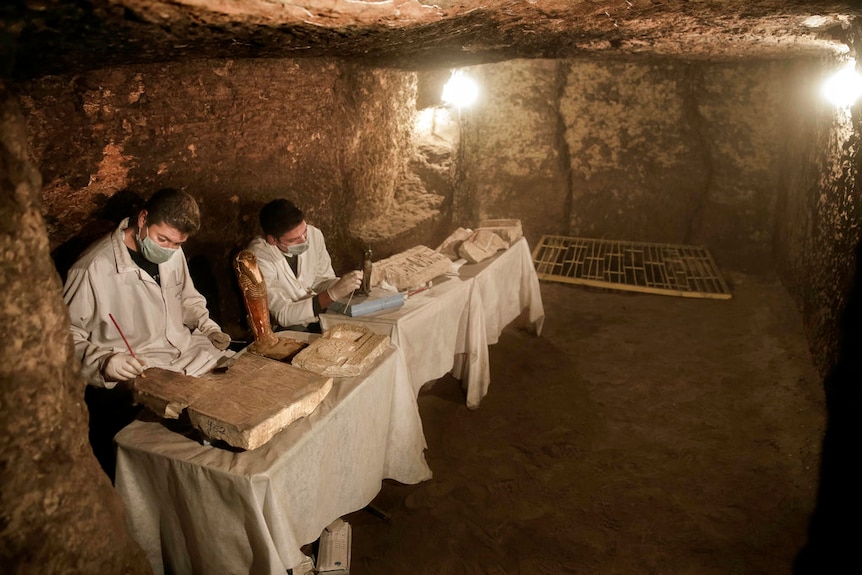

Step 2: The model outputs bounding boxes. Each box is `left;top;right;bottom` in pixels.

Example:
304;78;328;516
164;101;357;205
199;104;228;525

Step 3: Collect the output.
111;217;140;275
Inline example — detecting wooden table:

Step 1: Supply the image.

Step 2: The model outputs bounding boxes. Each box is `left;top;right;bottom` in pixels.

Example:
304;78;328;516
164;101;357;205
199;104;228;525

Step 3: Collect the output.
114;333;431;575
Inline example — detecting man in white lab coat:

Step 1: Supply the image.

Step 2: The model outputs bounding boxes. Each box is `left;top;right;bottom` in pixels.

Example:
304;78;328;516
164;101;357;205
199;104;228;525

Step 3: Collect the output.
64;188;231;478
65;188;231;386
247;198;361;332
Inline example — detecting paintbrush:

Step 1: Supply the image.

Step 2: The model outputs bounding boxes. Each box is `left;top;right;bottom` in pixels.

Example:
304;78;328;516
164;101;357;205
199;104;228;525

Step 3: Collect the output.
343;289;355;314
109;313;147;378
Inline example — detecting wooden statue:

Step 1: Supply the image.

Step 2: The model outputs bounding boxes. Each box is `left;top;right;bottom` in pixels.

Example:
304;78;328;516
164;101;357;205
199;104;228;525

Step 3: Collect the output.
234;250;306;361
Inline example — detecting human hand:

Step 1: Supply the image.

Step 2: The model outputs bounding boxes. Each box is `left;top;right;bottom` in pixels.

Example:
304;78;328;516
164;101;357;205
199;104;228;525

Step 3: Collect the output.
103;352;145;382
207;330;231;351
327;270;363;301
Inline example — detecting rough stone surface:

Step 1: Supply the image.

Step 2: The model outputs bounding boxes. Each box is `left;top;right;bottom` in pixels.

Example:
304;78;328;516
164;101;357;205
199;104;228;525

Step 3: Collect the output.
1;1;861;572
0;84;151;575
773;58;862;374
2;2;860;79
20;58;422;333
458;59;572;240
292;323;390;378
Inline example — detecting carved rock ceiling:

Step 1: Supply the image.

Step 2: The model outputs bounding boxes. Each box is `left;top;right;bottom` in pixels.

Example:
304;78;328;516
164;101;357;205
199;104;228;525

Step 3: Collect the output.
2;1;861;78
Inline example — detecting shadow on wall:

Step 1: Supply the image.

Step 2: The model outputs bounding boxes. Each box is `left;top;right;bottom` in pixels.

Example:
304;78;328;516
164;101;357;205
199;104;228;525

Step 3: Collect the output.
794;237;862;574
50;189;144;281
50;189;238;331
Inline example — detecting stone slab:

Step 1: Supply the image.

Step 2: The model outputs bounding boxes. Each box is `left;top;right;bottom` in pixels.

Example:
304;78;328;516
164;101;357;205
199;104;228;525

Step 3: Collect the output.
292;323;390;377
370;245;451;291
132;354;332;450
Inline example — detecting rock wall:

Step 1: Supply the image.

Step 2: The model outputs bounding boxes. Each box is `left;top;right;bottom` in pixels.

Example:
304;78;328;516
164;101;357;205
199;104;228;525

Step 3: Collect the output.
1;83;151;575
457;55;860;374
458;57;792;262
456;59;571;241
20;58;419;333
774;57;862;375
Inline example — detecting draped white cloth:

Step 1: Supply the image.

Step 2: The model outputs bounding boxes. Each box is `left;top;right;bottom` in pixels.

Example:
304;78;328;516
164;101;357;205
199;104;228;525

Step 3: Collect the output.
321;237;546;408
114;342;430;575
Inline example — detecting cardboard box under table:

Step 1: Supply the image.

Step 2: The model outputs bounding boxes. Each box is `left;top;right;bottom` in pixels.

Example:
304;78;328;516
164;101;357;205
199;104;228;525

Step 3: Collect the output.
321;238;545;408
114;331;431;575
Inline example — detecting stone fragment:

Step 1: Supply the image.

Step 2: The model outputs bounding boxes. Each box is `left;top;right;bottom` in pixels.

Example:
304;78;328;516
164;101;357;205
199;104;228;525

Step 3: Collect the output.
188;354;332;450
436;227;473;260
132;368;211;419
132;355;333;450
370;245;451;291
457;228;510;263
477;218;523;245
292;323;390;377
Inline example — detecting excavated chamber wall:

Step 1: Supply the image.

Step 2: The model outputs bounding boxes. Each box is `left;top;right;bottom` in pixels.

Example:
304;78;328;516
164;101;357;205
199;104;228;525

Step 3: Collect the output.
22;58;419;333
455;56;860;372
20;54;861;373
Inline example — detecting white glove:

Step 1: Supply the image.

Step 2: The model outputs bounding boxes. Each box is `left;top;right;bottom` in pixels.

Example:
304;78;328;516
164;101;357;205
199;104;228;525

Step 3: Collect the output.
327;270;363;301
206;330;231;351
103;352;145;382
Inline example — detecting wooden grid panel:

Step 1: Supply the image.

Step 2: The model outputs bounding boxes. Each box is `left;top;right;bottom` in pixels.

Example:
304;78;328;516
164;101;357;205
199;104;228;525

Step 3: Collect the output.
531;235;731;299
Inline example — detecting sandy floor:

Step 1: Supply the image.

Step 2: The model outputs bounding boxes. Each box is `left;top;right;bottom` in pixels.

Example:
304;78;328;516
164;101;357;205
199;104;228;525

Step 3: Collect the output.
345;271;826;574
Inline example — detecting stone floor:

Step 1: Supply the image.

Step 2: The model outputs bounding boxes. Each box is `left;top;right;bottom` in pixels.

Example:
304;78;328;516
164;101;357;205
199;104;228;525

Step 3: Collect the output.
344;271;828;574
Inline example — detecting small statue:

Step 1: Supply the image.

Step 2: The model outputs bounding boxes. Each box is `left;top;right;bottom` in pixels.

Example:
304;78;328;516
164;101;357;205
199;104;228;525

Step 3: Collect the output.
234;250;306;361
361;246;373;295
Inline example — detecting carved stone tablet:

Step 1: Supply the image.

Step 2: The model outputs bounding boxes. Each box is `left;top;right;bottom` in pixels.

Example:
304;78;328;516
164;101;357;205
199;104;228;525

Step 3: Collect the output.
131;354;333;450
458;228;510;263
132;368;211;419
370;245;451;291
477;218;523;246
249;336;307;362
436;227;473;260
292;323;390;377
188;354;333;450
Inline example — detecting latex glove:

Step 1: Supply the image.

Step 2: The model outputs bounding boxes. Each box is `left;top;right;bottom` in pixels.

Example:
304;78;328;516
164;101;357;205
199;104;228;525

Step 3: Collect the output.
327;270;363;301
103;352;145;382
206;330;231;351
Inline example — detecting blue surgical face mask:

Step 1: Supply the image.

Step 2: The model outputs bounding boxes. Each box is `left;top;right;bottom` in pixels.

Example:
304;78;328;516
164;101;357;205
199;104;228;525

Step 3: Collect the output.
286;241;309;256
136;227;177;264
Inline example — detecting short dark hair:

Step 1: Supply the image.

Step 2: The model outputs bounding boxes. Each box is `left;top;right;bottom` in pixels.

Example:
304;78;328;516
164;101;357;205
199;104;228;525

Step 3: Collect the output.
144;188;201;235
259;198;304;238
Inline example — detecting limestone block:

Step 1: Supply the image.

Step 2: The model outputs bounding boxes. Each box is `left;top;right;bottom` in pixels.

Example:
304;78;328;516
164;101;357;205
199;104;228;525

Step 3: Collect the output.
132;368;211;419
292;323;390;378
477;218;523;245
249;336;308;362
457;229;510;263
370;245;451;291
132;354;333;450
188;355;333;450
436;227;473;260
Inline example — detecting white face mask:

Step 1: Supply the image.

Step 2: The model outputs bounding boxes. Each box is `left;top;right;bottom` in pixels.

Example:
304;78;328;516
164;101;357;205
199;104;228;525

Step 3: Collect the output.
285;241;309;256
136;227;177;264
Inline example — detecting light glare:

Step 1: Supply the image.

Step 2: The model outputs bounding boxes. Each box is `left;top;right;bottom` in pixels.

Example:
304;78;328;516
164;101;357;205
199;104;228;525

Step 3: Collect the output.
442;70;478;108
822;60;862;107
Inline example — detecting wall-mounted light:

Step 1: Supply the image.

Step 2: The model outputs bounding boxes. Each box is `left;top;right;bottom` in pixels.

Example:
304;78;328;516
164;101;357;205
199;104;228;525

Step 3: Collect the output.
441;70;479;109
822;58;862;108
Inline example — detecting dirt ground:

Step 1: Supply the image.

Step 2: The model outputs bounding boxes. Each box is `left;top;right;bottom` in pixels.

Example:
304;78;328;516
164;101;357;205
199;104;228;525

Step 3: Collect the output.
345;269;827;575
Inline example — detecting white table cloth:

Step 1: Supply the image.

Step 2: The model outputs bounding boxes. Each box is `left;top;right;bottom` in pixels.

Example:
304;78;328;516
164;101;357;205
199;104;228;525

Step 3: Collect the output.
321;237;546;408
322;274;487;400
458;237;545;343
114;335;431;575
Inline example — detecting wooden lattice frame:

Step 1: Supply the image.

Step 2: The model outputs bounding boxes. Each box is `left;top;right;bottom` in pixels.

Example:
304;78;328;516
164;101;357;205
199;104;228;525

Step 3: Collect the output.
532;235;731;299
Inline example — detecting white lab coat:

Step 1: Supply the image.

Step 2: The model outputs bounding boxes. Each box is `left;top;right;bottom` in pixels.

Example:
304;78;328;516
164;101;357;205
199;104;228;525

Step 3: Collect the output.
246;225;339;328
64;218;228;388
